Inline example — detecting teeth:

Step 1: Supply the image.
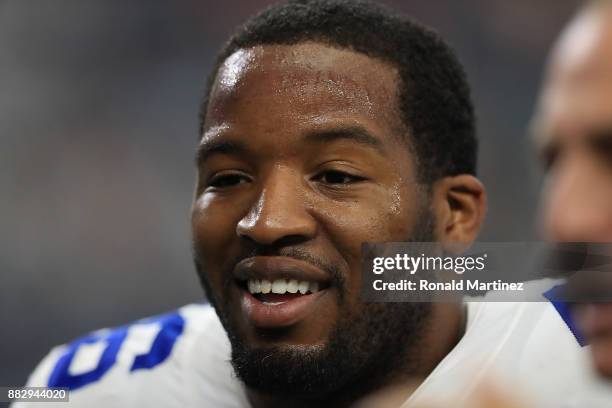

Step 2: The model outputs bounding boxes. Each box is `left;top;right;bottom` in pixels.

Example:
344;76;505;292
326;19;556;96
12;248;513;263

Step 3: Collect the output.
311;282;319;293
246;279;320;295
298;281;309;294
261;280;271;294
272;279;287;294
287;280;298;293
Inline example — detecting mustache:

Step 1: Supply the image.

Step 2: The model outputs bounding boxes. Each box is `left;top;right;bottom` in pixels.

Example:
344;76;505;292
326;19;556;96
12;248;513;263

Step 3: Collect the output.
227;246;346;289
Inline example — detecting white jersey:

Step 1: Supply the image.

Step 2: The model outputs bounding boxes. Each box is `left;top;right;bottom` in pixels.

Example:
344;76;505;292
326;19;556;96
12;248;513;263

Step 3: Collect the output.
15;301;612;408
15;304;249;408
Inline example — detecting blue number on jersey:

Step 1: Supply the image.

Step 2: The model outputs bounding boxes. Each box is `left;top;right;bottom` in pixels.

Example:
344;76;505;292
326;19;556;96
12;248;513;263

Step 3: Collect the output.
48;311;185;390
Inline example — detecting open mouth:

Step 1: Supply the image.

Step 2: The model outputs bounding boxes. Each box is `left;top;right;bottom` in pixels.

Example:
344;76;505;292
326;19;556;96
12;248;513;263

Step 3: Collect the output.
239;278;328;305
233;256;333;328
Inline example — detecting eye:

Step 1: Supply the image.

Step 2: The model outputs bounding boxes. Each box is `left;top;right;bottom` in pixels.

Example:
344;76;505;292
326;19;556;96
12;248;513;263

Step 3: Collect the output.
207;172;250;189
540;145;560;171
593;135;612;166
315;170;366;185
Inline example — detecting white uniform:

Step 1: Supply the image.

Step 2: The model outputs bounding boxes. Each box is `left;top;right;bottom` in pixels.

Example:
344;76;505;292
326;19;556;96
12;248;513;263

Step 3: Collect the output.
15;301;612;408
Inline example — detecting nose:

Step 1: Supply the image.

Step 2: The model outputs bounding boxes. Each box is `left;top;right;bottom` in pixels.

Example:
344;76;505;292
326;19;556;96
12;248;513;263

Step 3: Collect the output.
237;167;317;246
542;153;612;242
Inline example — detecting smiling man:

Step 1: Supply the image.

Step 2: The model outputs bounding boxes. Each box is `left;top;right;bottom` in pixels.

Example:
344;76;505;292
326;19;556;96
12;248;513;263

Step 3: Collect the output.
190;1;483;406
16;1;612;408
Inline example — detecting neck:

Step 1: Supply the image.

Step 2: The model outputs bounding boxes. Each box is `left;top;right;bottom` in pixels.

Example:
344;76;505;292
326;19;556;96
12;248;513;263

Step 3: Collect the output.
247;302;466;408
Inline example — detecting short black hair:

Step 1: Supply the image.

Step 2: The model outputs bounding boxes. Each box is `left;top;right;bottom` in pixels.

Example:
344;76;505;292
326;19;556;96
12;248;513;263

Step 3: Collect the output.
199;0;477;182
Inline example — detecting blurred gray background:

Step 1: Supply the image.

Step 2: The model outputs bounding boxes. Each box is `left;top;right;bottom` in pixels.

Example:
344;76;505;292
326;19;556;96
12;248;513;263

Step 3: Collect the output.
0;0;581;388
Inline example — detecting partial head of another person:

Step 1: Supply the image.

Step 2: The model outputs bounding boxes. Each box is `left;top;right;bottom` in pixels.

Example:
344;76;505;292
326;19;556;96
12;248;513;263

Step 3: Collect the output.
533;0;612;242
532;0;612;379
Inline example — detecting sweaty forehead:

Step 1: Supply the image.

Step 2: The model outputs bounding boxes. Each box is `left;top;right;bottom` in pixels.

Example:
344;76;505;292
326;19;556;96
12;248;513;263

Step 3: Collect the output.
206;42;402;130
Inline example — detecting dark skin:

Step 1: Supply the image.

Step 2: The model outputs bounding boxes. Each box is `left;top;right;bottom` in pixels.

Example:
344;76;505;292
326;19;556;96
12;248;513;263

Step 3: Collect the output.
191;42;486;407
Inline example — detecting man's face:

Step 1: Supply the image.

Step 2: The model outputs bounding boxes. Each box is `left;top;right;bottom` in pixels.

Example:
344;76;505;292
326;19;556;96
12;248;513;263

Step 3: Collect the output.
191;42;434;397
534;7;612;377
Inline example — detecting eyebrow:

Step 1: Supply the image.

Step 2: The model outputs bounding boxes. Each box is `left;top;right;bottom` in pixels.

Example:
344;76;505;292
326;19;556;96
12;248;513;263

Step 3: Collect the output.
536;124;612;148
195;124;387;165
303;125;387;155
195;138;248;165
590;127;612;144
534;125;612;169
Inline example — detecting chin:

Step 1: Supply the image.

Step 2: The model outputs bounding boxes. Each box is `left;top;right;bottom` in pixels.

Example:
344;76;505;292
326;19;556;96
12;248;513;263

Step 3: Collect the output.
591;341;612;379
594;358;612;379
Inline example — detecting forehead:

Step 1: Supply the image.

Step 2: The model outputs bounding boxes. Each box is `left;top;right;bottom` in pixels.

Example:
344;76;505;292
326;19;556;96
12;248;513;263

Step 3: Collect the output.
534;7;612;145
205;42;403;135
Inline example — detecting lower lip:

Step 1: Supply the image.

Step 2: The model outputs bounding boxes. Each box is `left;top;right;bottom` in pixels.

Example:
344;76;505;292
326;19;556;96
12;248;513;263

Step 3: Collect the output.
240;288;327;328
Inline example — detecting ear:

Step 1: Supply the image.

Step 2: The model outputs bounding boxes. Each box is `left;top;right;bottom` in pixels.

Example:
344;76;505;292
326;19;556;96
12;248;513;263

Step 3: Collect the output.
431;175;487;252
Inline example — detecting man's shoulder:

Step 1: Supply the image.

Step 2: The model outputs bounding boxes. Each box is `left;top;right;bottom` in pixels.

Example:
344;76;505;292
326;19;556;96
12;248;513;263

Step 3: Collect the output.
464;300;582;359
17;304;248;407
408;301;602;407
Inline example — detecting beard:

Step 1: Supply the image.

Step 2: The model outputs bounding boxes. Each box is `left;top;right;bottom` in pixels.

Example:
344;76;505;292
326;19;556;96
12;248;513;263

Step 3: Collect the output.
228;301;431;404
195;205;436;404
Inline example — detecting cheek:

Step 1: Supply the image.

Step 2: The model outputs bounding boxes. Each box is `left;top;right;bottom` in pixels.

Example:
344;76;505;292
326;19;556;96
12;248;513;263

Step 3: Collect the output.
191;195;243;271
538;175;559;229
315;186;420;274
322;185;419;241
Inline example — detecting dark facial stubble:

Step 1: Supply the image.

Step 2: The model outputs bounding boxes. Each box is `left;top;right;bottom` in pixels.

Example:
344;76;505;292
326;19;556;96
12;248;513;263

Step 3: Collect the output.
194;201;436;404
